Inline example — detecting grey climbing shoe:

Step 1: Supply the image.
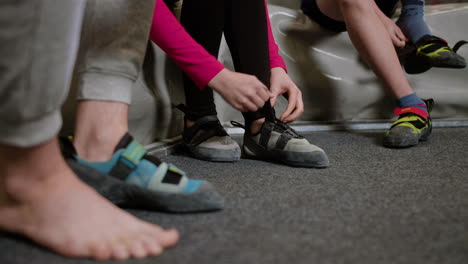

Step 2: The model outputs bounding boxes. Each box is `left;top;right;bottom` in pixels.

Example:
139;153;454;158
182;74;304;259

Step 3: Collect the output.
232;119;329;168
177;104;240;162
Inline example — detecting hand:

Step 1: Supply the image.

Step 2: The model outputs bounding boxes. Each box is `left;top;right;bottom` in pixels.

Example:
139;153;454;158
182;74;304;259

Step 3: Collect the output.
269;67;304;123
382;17;407;48
208;68;271;112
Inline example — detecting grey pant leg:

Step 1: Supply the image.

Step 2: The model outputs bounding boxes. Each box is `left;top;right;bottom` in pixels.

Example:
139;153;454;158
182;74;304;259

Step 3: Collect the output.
0;0;86;147
76;0;156;104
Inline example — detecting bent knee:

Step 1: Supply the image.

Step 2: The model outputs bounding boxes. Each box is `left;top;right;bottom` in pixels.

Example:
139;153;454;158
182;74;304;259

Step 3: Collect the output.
337;0;373;11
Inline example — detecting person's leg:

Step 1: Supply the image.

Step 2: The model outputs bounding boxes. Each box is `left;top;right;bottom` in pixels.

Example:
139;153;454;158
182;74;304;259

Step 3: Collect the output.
180;0;224;123
0;139;178;260
318;0;417;100
70;0;224;210
396;0;466;72
73;0;155;162
178;0;241;162
317;0;430;110
315;0;432;147
224;0;329;168
397;0;431;44
225;0;272;133
0;0;178;260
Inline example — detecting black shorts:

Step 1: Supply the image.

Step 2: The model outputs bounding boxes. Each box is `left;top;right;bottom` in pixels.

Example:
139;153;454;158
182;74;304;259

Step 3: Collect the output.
301;0;399;32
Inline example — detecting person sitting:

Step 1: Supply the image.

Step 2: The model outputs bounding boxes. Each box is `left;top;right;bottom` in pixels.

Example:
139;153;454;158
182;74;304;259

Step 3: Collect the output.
169;0;329;167
0;0;178;260
300;0;437;148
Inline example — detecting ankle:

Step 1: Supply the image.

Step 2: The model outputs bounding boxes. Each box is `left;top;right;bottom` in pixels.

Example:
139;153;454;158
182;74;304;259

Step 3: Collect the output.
74;100;129;162
249;118;265;135
73;129;126;162
0;139;73;203
186;119;195;129
396;93;427;112
2;171;48;204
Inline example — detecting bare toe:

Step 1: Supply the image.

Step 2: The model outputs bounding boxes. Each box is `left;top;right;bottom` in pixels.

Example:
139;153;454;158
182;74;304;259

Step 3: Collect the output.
129;239;148;259
141;235;163;256
89;242;112;261
111;243;130;260
159;228;179;248
144;225;179;248
0;160;178;261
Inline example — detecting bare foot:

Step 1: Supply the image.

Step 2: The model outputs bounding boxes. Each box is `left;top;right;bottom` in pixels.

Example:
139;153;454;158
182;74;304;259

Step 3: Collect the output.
0;139;179;260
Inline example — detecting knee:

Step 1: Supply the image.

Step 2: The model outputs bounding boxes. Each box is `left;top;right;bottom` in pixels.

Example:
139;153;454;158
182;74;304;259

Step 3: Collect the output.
337;0;372;12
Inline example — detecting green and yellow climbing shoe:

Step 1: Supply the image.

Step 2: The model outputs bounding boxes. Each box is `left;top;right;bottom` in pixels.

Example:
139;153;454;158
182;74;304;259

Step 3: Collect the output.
403;35;466;74
384;99;433;148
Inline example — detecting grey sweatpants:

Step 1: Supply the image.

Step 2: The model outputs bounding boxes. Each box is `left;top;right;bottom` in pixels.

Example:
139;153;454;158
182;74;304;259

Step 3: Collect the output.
75;0;155;104
0;0;86;147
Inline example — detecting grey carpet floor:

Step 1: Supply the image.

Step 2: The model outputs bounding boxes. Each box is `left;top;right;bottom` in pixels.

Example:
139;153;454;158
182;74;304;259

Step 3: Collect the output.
1;128;467;264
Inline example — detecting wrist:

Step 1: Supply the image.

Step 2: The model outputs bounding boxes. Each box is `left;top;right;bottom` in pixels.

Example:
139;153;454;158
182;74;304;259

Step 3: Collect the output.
207;68;229;91
271;67;286;75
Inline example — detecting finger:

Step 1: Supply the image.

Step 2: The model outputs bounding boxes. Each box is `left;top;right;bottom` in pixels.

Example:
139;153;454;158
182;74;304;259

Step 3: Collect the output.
396;31;406;44
243;99;260;112
269;87;280;107
268;82;281;107
232;101;249;112
236;104;250;113
391;34;399;46
279;89;298;121
257;83;270;103
398;31;406;42
396;27;408;42
397;30;407;45
286;92;304;122
392;34;405;48
280;104;295;122
249;90;268;109
270;94;277;107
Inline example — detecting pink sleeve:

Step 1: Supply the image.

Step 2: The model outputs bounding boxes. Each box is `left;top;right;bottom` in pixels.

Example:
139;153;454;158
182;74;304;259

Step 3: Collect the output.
265;0;287;71
150;0;225;90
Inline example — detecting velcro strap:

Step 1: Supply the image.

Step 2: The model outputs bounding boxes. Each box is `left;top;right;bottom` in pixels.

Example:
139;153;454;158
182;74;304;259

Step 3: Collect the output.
184;115;227;144
453;40;468;53
121;140;147;167
259;122;274;148
108;140;147;180
394;106;428;120
148;162;184;186
419;36;448;47
275;132;292;150
431;37;448;46
391;116;427;130
188;115;220;132
162;164;185;184
108;160;133;181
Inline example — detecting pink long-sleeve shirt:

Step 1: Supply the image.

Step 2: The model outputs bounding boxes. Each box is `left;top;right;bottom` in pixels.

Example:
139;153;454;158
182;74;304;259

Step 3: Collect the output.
150;0;286;90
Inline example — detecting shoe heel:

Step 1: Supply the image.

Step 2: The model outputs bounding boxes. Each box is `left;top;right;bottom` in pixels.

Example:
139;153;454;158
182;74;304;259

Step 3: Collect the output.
240;145;253;159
